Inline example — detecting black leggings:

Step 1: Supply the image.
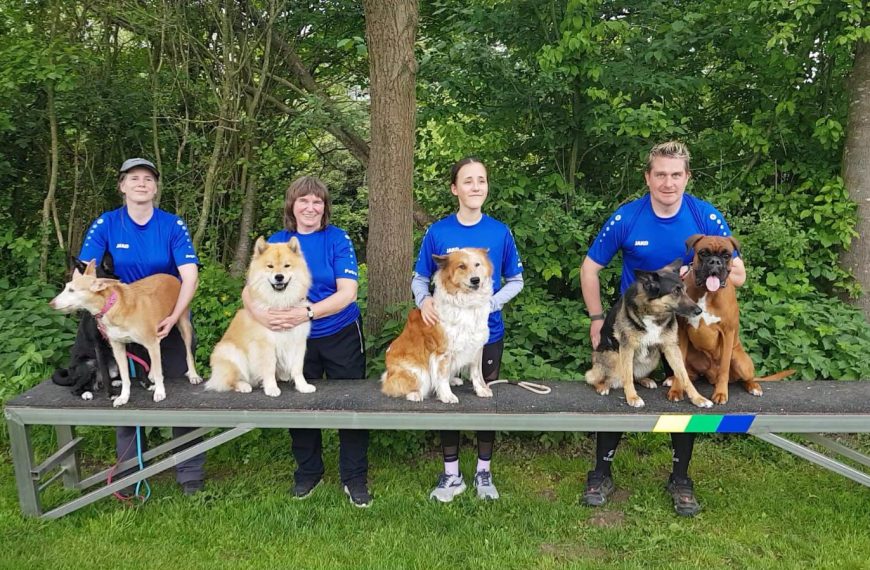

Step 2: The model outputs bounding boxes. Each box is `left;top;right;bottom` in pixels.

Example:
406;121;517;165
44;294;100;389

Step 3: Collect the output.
592;432;696;479
440;340;503;463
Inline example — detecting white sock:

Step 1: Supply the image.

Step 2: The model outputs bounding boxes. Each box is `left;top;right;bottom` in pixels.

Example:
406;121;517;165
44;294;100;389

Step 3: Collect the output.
444;460;460;477
476;459;491;473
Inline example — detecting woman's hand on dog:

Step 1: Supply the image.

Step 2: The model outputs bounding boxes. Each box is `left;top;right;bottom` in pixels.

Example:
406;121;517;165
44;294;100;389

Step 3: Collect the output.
589;320;603;350
157;314;179;339
421;297;439;326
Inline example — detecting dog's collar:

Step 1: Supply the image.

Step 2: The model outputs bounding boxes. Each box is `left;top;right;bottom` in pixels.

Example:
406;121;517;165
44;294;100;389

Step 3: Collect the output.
95;291;118;320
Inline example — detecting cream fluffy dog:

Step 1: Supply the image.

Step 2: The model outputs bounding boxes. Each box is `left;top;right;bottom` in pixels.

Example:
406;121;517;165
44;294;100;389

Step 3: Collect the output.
205;237;315;397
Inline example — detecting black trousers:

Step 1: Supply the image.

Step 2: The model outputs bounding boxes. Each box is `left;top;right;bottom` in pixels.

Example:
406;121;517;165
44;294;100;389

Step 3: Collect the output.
440;339;504;458
116;325;205;484
290;319;368;485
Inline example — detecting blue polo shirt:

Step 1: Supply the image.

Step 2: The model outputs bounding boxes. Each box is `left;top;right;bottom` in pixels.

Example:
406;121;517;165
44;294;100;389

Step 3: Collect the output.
587;194;734;294
268;225;361;339
79;206;198;284
414;214;523;344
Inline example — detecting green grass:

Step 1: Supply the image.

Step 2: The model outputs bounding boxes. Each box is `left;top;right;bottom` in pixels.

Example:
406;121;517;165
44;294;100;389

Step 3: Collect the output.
1;433;868;570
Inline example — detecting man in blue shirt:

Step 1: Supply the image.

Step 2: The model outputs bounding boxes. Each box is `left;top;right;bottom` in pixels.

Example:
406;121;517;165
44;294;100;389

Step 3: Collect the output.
579;141;746;516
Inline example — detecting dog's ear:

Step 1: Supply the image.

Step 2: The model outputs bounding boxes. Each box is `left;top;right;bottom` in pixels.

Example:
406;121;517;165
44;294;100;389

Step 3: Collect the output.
685;234;705;253
83;259;97;276
433;254;450;268
635;270;660;295
662;258;683;274
99;252;116;278
252;237;268;258
287;236;302;255
89;278;115;292
71;257;87;275
728;236;742;253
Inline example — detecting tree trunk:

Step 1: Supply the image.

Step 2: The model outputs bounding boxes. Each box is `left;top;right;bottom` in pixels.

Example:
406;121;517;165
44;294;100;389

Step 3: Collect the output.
363;0;419;338
39;82;62;280
841;35;870;320
231;149;258;277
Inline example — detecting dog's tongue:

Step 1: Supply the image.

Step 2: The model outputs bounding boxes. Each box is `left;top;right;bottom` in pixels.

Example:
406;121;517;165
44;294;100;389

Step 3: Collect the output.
706;276;721;292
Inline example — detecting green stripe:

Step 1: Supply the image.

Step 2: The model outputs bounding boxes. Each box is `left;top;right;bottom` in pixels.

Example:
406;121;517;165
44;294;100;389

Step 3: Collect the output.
685;415;723;432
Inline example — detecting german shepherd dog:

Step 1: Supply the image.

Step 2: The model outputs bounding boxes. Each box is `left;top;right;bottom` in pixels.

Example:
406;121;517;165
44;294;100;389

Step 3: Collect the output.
51;256;119;400
585;259;713;409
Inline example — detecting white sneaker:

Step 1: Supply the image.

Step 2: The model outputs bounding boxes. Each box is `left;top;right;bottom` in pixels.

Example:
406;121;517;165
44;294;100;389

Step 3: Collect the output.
474;470;500;500
429;473;466;502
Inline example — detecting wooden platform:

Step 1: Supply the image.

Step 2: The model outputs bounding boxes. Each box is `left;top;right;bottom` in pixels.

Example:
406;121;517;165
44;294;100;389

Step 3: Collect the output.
4;378;870;519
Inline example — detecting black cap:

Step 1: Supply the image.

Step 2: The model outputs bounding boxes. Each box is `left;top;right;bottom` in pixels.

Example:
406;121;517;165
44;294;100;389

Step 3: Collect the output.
119;158;159;179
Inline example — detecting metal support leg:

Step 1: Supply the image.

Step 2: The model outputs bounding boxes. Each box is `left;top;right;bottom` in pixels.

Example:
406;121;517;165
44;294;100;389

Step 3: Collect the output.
802;434;870;468
755;433;870;487
41;426;253;520
7;418;41;517
54;425;81;489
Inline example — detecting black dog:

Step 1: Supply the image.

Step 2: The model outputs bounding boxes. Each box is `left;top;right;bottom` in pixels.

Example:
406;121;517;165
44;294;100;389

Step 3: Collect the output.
51;255;119;400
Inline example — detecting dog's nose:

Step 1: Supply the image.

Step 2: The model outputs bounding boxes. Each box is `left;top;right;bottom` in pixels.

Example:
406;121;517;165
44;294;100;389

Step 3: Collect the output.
691;305;702;316
274;274;285;283
709;257;723;268
470;276;480;285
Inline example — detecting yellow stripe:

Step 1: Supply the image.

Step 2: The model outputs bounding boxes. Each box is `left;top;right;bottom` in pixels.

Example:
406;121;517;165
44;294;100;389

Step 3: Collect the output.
653;415;692;432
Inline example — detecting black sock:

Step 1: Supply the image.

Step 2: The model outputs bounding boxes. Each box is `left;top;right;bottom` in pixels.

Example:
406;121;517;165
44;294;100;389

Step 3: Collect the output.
671;432;696;480
594;432;622;476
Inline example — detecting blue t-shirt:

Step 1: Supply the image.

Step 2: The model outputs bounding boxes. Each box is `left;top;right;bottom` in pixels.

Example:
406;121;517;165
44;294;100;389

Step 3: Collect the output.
587;194;734;294
79;206;199;284
268;225;361;339
414;214;524;344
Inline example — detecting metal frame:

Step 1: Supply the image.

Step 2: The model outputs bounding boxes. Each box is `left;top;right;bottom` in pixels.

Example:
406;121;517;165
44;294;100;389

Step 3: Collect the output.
5;400;870;519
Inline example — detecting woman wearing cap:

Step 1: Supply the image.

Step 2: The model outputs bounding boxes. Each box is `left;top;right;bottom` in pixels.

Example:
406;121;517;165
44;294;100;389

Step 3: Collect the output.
78;158;206;496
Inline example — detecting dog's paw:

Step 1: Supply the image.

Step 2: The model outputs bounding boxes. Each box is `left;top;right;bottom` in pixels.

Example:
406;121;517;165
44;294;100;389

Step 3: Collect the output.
295;382;316;394
663;376;674;387
111;380;121;387
153;388;166;403
449;376;464;386
637;377;658;389
693;396;714;409
667;388;685;402
236;382;253;393
264;385;281;398
438;392;459;404
626;395;645;408
475;386;493;398
711;392;728;405
187;373;203;385
112;395;129;407
406;392;423;402
749;387;763;397
81;391;93;401
594;384;610;396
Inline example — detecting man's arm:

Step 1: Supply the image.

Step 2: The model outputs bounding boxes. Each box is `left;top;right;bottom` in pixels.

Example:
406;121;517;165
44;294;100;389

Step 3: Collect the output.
580;256;607;349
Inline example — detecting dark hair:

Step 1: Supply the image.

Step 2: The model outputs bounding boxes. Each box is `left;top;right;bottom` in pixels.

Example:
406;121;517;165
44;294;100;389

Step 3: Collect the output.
283;176;331;232
449;157;487;185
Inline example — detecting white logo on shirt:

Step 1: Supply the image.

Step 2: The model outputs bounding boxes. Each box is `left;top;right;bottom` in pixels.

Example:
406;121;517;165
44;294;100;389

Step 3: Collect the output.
446;247;459;253
344;269;358;276
634;240;649;246
115;243;130;249
185;254;197;259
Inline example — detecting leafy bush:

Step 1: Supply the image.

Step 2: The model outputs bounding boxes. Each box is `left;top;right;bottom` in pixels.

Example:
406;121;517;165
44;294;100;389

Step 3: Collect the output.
190;260;245;373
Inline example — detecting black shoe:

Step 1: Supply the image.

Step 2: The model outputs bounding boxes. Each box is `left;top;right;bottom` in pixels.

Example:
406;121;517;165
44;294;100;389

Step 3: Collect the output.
666;475;701;517
182;480;205;496
292;476;322;500
343;479;372;508
581;470;614;507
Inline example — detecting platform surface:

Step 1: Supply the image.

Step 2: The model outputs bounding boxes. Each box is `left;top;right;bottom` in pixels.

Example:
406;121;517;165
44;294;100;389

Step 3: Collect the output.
5;378;869;433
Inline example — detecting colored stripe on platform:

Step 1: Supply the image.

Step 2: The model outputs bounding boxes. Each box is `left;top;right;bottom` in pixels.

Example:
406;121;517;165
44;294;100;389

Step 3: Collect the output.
653;415;756;433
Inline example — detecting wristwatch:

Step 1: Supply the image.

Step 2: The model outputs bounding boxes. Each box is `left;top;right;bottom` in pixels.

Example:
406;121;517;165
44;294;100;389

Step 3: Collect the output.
589;313;605;321
306;306;314;321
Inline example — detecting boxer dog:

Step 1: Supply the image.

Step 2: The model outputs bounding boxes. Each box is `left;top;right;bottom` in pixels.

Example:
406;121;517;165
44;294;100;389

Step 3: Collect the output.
675;234;795;405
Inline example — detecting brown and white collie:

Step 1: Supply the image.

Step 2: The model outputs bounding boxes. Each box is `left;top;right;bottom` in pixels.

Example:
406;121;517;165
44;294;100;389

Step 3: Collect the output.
381;248;493;403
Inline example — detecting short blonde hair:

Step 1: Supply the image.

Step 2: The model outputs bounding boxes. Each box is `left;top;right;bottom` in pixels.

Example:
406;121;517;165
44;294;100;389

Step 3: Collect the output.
283;176;331;232
646;141;691;173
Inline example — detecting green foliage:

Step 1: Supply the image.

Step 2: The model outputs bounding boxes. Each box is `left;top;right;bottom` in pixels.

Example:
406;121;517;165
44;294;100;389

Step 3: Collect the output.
190;260;244;372
0;281;76;406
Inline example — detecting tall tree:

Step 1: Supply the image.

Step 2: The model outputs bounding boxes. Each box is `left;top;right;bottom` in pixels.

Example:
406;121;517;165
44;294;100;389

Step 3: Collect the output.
842;29;870;319
363;0;419;336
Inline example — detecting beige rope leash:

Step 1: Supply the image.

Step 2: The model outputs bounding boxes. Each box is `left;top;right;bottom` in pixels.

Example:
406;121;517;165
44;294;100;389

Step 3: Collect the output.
486;379;552;395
